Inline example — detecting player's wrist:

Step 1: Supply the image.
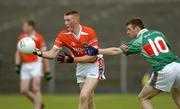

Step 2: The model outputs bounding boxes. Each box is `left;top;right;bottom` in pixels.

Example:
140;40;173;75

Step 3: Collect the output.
33;49;43;57
15;64;21;74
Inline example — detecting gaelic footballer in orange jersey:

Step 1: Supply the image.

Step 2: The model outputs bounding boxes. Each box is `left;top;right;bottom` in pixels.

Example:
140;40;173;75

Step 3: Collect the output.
33;10;105;109
15;19;52;109
54;25;98;57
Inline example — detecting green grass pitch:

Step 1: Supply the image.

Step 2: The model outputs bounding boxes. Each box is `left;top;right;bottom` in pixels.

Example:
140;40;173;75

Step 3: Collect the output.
0;94;176;109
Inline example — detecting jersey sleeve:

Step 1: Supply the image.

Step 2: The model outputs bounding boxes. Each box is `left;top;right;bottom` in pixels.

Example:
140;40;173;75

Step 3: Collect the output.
119;39;141;56
53;33;64;49
88;29;98;48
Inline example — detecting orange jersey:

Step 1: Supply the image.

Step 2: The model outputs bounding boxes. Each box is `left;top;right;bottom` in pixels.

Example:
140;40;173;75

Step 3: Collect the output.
54;25;98;57
17;32;46;63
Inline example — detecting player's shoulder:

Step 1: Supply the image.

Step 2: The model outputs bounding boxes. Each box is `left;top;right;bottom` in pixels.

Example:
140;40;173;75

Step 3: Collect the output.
17;32;26;41
35;32;44;39
149;29;164;35
33;32;45;42
35;32;43;37
57;28;69;37
82;25;95;33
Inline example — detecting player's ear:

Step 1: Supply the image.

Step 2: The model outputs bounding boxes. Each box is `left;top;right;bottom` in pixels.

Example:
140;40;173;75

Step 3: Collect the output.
134;26;140;32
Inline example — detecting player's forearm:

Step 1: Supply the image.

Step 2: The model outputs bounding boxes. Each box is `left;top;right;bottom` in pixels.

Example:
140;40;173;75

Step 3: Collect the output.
15;50;21;64
43;59;50;72
99;47;122;55
42;51;57;59
38;47;60;59
74;55;97;63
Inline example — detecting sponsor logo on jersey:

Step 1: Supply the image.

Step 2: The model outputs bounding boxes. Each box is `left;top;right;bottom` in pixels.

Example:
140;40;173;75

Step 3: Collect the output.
71;42;76;46
73;48;86;52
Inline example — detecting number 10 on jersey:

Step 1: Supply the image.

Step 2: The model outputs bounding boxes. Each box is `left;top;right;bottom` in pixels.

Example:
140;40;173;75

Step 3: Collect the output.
144;37;169;56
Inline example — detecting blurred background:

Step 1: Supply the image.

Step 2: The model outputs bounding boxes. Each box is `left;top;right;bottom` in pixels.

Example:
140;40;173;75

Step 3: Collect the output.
0;0;180;94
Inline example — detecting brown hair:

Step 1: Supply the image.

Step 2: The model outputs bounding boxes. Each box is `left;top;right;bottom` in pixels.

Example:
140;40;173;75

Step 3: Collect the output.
126;18;144;29
24;19;36;29
64;10;80;16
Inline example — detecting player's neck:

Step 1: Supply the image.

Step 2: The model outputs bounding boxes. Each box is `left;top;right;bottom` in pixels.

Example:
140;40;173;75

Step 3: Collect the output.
72;24;81;36
27;30;36;35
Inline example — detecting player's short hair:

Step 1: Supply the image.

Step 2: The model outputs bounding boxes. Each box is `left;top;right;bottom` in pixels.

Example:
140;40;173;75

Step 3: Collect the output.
64;10;80;16
24;19;36;29
126;18;144;29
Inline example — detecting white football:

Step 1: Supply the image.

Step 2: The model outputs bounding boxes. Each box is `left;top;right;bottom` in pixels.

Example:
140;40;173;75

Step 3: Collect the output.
17;37;36;54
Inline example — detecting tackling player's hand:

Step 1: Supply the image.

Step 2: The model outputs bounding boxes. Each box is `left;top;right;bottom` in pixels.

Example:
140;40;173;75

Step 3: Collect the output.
33;48;43;57
83;43;99;56
44;71;52;81
15;64;21;75
57;52;74;63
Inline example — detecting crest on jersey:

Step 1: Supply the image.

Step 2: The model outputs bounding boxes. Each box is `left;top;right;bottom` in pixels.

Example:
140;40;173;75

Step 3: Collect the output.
120;44;128;52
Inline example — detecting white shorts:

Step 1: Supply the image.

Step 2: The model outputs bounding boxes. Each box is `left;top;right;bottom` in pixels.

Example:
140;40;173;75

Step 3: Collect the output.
20;61;43;80
76;57;105;83
148;62;180;92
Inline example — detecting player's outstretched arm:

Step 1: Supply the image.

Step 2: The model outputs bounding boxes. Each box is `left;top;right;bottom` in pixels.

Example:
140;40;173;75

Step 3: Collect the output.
84;44;122;56
99;47;122;55
33;47;60;59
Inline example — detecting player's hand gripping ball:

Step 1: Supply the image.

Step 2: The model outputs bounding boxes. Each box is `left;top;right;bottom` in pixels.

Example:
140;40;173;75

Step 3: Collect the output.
17;37;36;54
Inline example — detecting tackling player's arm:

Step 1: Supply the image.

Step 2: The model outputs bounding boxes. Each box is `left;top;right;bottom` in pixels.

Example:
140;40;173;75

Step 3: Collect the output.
85;45;123;56
98;47;123;55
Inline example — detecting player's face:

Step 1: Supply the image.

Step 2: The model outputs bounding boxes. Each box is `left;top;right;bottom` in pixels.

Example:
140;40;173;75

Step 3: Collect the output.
64;15;77;32
126;24;139;38
22;22;33;33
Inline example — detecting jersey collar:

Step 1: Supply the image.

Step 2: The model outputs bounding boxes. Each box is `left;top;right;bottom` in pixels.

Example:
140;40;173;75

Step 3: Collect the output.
137;28;148;37
72;25;82;39
25;31;36;38
64;25;88;39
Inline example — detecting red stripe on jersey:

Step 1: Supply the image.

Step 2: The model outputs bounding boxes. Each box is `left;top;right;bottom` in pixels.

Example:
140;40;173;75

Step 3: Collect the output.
54;40;63;47
158;40;166;50
120;44;128;52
